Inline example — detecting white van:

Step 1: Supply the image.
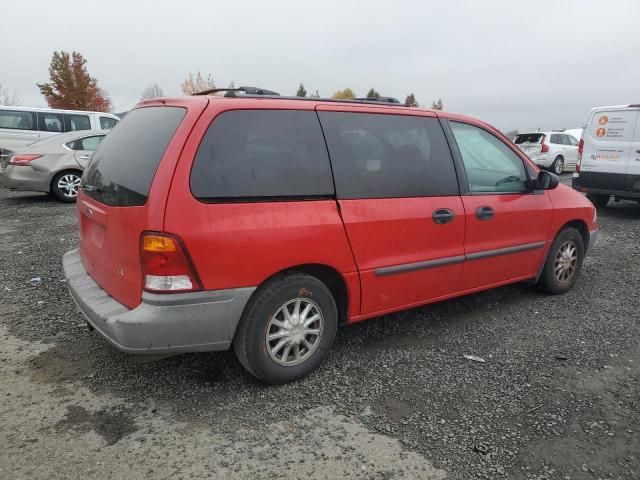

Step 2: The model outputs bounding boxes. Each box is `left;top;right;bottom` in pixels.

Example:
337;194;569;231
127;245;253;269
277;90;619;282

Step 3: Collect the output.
573;104;640;207
0;106;120;159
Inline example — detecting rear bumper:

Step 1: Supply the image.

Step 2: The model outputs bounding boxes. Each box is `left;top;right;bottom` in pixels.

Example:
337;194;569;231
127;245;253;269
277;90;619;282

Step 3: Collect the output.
62;249;255;354
0;165;51;192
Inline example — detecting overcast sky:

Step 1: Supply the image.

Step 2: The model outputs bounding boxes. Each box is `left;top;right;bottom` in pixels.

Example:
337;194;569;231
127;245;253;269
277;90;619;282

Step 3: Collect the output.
1;0;639;131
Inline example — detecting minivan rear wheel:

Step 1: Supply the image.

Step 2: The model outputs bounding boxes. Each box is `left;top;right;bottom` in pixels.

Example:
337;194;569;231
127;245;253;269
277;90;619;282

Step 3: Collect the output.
233;272;338;384
51;170;82;202
537;227;585;295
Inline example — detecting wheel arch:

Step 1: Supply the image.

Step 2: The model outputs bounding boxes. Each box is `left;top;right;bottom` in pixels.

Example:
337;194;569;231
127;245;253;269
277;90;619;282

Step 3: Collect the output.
535;219;589;283
246;264;350;325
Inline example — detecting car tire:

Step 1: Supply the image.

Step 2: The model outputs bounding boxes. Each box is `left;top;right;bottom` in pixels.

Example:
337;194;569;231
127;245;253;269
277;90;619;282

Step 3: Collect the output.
552;156;564;175
538;227;585;295
51;170;82;202
233;272;338;384
586;193;610;208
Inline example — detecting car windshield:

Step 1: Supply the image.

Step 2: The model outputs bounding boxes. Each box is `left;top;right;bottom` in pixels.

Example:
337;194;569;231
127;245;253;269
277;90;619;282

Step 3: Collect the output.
514;133;544;144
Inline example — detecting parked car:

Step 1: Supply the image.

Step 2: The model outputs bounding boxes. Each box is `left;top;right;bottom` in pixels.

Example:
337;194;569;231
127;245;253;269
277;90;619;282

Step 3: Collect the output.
573;104;640;207
0;106;119;162
0;129;108;201
62;90;598;384
514;131;579;174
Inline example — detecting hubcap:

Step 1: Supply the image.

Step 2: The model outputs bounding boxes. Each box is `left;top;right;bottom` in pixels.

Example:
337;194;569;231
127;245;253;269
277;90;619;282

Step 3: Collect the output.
57;174;81;198
554;240;578;283
266;298;324;367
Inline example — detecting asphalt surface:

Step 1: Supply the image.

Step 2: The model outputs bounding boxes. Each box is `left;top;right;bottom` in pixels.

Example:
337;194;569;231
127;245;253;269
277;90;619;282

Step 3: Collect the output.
1;181;639;479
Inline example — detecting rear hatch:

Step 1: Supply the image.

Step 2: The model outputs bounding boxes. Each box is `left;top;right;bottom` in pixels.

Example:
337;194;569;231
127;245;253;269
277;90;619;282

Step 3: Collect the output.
514;133;545;156
77;99;207;309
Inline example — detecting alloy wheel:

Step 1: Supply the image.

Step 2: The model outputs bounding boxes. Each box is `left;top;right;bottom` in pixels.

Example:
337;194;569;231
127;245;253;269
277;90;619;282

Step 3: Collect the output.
266;298;324;366
554;240;578;283
57;173;81;198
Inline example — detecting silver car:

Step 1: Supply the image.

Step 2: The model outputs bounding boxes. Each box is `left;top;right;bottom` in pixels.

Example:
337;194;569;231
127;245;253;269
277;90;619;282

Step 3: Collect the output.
0;129;108;202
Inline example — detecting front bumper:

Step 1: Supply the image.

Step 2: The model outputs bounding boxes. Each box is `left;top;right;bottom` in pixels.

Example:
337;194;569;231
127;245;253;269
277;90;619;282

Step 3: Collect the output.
62;249;255;354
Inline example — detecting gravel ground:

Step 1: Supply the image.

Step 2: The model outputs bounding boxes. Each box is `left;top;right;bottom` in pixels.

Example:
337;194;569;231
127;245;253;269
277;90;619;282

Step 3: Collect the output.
0;184;639;479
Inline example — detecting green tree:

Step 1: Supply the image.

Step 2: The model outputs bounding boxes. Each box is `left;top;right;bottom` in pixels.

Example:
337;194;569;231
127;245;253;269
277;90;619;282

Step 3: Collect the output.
37;51;111;111
404;93;419;107
366;88;380;99
296;83;307;97
431;98;443;110
332;88;356;100
309;90;320;98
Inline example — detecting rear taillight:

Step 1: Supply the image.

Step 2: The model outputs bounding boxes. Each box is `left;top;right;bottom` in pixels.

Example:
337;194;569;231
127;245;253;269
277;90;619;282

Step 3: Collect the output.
576;138;584;172
140;233;202;293
9;154;42;166
540;136;549;153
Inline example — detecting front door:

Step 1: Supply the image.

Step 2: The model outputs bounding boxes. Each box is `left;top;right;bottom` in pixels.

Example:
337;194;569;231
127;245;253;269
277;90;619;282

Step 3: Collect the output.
317;107;466;315
448;121;554;291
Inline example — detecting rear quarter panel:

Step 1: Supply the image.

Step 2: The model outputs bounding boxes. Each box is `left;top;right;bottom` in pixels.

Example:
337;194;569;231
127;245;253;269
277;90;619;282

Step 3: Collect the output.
163;100;361;317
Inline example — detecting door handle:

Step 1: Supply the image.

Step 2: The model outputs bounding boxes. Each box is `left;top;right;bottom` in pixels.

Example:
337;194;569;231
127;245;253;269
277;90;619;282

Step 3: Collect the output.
476;206;494;221
432;208;455;224
79;155;92;160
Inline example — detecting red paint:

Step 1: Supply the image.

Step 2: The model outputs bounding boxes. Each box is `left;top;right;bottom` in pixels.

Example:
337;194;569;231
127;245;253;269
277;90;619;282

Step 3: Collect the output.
77;96;597;323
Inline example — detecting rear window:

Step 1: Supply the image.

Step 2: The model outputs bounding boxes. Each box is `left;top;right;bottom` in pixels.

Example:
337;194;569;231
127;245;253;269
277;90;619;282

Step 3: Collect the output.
514;133;544;144
318;112;458;199
82;107;185;206
190;110;334;201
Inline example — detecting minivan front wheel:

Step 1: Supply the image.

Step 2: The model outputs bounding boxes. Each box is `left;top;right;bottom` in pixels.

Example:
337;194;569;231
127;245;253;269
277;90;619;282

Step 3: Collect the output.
51;170;82;202
538;227;585;295
233;272;338;384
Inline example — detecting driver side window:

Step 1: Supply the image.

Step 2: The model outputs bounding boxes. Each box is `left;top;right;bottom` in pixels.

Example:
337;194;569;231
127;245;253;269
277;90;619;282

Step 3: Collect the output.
450;121;527;193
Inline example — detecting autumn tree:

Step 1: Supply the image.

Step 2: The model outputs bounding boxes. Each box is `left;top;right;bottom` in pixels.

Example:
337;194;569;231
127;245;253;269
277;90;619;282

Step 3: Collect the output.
0;83;20;106
366;88;380;99
37;51;111;111
181;71;215;95
332;88;356;100
431;98;443;110
140;84;164;100
296;83;307;97
404;93;419;107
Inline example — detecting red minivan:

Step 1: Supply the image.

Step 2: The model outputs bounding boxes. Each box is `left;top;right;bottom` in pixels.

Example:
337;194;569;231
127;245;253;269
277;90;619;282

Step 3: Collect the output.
63;89;598;384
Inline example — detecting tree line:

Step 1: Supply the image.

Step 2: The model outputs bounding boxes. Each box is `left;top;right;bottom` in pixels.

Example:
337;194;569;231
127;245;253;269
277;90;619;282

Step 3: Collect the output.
0;50;445;112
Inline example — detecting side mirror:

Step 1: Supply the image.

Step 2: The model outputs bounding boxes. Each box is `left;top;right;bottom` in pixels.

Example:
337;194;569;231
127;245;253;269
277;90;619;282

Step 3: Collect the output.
536;170;560;190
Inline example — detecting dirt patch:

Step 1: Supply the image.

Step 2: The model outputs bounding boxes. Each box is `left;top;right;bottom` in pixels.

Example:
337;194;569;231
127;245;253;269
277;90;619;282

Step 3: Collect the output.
55;405;138;446
29;347;94;383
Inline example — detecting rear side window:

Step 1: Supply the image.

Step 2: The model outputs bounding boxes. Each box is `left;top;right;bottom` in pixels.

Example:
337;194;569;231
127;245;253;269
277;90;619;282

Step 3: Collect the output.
100;116;118;129
67;135;104;151
514;133;543;144
550;134;561;144
65;114;91;131
318;112;458;199
82;107;185;206
0;110;36;130
37;112;64;132
190;110;334;201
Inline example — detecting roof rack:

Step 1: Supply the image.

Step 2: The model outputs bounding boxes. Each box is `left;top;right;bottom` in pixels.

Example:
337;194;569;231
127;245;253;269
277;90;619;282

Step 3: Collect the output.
193;86;280;97
354;96;401;104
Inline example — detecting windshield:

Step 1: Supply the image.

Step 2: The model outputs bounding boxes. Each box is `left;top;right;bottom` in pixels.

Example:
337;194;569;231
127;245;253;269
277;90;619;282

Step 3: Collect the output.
514;133;544;144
